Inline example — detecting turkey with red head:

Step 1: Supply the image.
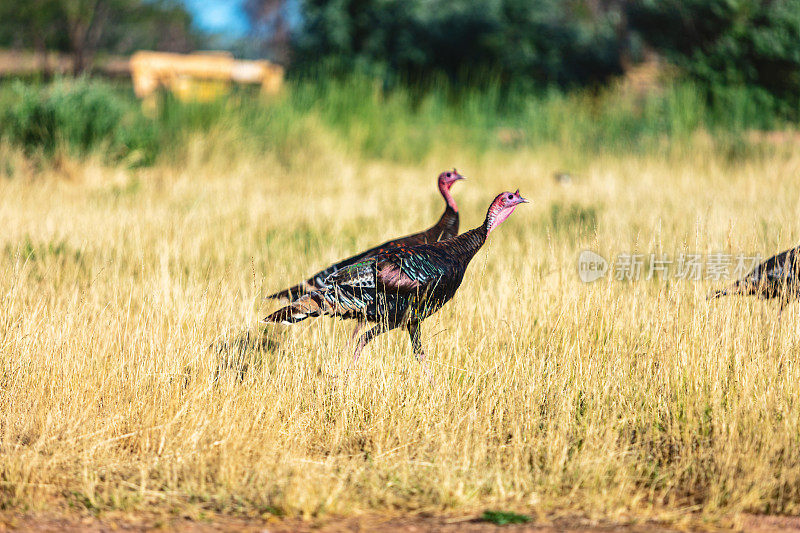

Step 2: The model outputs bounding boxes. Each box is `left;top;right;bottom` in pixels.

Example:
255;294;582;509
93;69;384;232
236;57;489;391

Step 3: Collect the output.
266;169;465;301
264;190;528;376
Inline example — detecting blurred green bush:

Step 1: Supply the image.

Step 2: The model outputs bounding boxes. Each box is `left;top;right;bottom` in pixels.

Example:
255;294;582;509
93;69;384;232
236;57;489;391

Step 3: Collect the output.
0;74;791;169
629;0;800;120
1;80;159;166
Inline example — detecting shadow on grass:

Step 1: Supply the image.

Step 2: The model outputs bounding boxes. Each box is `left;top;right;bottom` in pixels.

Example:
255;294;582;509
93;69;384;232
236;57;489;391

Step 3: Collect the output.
210;328;282;383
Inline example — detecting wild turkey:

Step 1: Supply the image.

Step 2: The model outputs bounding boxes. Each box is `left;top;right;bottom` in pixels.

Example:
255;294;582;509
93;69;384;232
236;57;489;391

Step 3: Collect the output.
264;190;528;375
266;169;465;301
710;245;800;319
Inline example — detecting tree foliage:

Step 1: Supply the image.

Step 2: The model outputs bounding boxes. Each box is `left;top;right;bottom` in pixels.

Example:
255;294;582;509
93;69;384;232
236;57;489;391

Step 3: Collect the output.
0;0;200;73
291;0;625;89
628;0;800;115
243;0;292;63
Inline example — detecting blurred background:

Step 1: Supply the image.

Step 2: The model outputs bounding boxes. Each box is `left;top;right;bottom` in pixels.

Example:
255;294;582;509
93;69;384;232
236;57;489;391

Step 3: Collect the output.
1;0;799;167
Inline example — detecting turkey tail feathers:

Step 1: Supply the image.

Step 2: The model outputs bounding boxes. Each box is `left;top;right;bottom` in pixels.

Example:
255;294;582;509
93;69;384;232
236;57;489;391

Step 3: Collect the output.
264;293;325;325
707;288;729;300
707;281;745;300
265;282;314;301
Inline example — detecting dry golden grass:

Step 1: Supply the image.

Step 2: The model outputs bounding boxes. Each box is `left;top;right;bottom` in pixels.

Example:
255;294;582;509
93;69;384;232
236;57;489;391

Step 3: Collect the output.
1;135;800;523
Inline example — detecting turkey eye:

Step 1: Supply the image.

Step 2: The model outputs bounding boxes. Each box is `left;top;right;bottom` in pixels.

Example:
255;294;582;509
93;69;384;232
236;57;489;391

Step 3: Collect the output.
446;173;451;177
507;194;513;200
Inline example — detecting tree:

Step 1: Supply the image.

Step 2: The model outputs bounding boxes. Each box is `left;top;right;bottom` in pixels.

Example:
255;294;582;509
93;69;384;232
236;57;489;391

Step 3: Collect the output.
0;0;200;74
101;1;198;55
290;0;625;89
244;0;291;63
0;0;67;74
62;0;108;73
628;0;800;115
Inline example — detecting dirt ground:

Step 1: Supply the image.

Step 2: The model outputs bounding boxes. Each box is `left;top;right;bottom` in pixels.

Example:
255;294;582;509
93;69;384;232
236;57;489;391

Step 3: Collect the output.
1;513;799;532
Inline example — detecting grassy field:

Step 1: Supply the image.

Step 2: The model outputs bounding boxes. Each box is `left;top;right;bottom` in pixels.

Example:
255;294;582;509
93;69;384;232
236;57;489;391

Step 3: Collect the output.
1;79;800;526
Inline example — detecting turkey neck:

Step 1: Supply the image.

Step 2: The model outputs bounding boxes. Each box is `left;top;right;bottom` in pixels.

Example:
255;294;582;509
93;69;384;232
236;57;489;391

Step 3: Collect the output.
429;204;459;240
442;200;518;265
441;224;488;267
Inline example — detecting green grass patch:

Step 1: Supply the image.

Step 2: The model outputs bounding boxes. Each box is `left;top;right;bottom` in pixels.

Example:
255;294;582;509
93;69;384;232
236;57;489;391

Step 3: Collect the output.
481;510;531;525
0;75;792;168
